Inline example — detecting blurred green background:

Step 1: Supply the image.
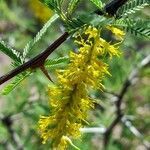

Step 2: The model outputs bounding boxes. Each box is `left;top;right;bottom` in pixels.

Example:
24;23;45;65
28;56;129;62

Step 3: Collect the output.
0;0;150;149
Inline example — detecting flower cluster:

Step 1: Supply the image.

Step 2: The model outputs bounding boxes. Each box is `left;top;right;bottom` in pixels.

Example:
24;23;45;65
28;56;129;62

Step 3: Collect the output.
38;26;124;149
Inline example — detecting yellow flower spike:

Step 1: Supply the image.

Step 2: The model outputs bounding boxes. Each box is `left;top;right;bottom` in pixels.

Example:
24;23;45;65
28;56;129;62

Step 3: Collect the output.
84;26;98;39
38;26;124;149
38;115;56;144
99;37;121;58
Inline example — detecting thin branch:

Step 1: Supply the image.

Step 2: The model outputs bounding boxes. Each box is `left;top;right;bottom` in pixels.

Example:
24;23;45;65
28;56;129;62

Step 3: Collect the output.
0;114;24;150
80;127;106;134
104;0;128;16
122;116;150;149
95;0;128;16
103;55;150;149
104;113;122;146
0;32;69;85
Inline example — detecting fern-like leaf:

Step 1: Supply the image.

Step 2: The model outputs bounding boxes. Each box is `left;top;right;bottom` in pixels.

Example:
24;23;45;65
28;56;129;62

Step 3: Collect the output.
40;0;55;10
90;0;103;9
113;19;150;39
126;26;150;39
0;41;23;63
40;0;62;14
22;14;59;61
1;71;31;95
117;0;150;17
45;56;69;69
67;0;81;16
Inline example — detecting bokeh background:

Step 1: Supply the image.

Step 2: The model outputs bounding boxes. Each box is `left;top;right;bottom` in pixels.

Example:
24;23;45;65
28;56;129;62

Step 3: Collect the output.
0;0;150;150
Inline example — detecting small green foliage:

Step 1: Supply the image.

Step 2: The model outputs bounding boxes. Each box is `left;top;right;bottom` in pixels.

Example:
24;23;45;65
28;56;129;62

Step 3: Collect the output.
90;0;103;9
67;0;81;16
117;0;150;17
1;71;31;95
45;56;69;69
113;19;150;39
0;41;23;64
40;0;63;15
23;14;59;61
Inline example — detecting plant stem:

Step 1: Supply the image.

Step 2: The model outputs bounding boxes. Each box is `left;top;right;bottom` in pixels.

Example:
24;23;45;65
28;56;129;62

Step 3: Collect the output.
0;32;69;85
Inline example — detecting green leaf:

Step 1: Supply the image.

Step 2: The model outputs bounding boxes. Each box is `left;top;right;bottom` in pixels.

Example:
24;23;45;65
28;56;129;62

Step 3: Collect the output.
40;0;62;14
65;17;85;32
40;0;55;10
113;19;150;39
0;40;23;63
67;0;81;16
22;14;59;61
90;0;103;9
126;26;150;39
117;0;150;17
45;56;69;69
1;71;31;95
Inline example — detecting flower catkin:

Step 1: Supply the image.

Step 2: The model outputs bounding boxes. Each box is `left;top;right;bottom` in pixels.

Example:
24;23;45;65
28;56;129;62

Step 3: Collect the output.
38;26;124;149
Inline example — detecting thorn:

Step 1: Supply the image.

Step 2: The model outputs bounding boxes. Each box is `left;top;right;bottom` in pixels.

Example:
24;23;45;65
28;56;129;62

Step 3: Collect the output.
39;65;53;82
